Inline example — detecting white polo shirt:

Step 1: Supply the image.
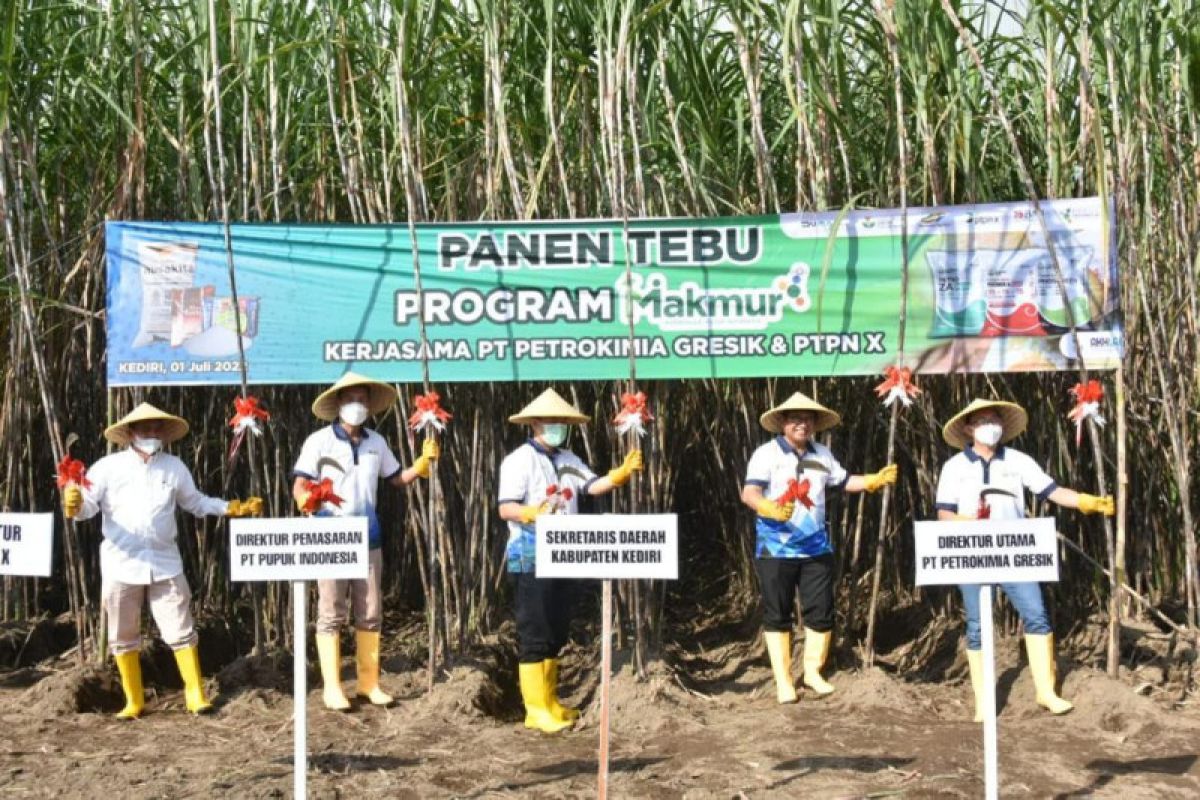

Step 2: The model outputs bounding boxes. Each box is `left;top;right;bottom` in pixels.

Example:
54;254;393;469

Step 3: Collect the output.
293;424;401;549
76;448;229;584
744;436;848;558
935;445;1057;520
498;439;598;573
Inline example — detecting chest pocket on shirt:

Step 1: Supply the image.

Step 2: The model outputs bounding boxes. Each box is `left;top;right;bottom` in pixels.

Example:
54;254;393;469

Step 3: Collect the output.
144;475;176;515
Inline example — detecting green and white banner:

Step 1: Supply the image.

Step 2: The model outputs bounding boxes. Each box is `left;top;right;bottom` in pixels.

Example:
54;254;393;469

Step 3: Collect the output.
105;197;1120;386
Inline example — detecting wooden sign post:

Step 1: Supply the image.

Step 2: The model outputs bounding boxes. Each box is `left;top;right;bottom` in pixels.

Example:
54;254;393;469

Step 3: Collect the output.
231;516;369;799
914;516;1060;800
537;513;679;800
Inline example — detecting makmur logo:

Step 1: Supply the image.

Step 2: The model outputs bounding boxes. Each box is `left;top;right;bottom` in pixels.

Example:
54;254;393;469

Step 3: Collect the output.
615;265;811;332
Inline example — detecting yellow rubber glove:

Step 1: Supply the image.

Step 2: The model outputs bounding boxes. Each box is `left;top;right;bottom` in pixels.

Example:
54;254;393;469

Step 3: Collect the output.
294;489;311;514
227;497;264;518
1078;493;1115;516
517;501;553;525
862;463;899;493
606;449;644;487
411;437;440;479
755;498;796;523
62;486;82;519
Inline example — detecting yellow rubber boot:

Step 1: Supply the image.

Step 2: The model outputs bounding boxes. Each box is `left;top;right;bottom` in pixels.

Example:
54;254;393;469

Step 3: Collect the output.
763;631;798;704
315;633;351;711
1025;633;1073;715
355;630;394;706
113;651;144;720
173;645;214;714
543;659;579;722
518;662;572;733
801;628;835;696
966;649;986;723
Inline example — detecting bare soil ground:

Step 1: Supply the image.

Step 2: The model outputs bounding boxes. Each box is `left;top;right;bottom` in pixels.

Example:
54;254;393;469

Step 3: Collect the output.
0;612;1197;799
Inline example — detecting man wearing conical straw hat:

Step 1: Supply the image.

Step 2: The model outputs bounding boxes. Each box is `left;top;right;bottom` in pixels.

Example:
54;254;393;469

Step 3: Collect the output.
60;402;263;718
936;398;1113;719
742;391;898;704
498;388;643;733
292;372;438;711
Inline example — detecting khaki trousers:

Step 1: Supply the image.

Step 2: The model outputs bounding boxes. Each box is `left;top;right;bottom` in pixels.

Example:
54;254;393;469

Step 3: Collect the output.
316;548;383;634
103;574;197;655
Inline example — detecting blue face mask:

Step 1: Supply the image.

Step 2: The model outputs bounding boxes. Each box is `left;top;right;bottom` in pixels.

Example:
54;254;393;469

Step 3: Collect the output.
541;423;569;448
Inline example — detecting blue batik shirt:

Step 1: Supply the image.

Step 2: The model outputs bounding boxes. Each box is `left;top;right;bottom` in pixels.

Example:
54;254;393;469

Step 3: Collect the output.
744;436;849;558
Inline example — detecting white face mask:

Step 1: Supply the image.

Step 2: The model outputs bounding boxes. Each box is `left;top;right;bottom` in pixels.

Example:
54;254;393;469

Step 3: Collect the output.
133;436;162;454
541;423;569;448
339;401;369;427
973;422;1004;447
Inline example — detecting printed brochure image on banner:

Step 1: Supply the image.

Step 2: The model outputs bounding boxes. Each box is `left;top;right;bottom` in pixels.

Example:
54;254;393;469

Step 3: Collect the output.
104;197;1121;386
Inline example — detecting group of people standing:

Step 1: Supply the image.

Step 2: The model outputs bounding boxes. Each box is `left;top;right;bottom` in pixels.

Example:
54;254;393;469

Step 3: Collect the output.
59;375;1113;730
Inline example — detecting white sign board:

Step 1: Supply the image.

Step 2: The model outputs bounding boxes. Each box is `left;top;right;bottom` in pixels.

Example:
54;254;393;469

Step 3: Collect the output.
913;517;1059;586
230;516;369;581
0;513;53;577
536;514;678;580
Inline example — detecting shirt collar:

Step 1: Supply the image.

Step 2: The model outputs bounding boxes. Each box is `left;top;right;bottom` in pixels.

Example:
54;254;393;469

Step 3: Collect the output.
332;423;370;442
774;435;816;456
528;437;557;456
964;444;1005;462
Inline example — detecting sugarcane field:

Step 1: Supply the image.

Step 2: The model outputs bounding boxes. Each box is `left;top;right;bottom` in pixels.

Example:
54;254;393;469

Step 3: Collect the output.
2;1;1200;798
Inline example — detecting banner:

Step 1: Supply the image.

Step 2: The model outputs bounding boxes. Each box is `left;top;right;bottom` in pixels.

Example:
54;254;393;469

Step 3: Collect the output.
105;197;1121;386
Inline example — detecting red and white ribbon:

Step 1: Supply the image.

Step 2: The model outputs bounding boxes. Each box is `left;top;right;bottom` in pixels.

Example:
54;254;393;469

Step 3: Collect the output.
228;395;270;464
301;477;344;514
55;455;91;490
613;391;653;437
1068;379;1105;446
408;391;453;434
229;395;270;436
544;483;575;514
777;478;814;510
874;365;921;408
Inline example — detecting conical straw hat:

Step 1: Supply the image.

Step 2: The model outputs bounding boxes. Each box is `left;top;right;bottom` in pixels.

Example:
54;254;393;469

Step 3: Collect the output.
508;388;590;425
760;391;841;434
941;398;1027;449
311;371;398;421
104;402;190;445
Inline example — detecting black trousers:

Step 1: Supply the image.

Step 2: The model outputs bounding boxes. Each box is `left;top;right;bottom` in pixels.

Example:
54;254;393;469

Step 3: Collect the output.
510;573;576;663
755;554;835;632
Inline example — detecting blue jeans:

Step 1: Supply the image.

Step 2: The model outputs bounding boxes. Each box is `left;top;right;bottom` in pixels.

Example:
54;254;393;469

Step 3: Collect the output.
959;582;1051;651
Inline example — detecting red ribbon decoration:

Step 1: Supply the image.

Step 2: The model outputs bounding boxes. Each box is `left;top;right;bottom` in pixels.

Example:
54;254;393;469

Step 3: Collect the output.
229;395;270;432
228;395;270;466
408;391;453;433
1067;379;1106;446
301;478;344;514
976;497;992;520
874;365;922;407
55;455;92;490
777;478;814;510
613;391;654;437
544;483;573;512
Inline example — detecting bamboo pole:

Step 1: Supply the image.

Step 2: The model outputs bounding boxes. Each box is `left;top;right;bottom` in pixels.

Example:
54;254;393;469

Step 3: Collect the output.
863;0;912;667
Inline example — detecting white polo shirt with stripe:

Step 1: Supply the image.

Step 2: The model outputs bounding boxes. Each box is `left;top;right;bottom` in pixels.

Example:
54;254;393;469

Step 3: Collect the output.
293;424;402;549
935;444;1057;520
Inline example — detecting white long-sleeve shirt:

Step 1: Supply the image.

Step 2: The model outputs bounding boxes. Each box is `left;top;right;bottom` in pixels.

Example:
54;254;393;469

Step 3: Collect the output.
76;448;228;584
